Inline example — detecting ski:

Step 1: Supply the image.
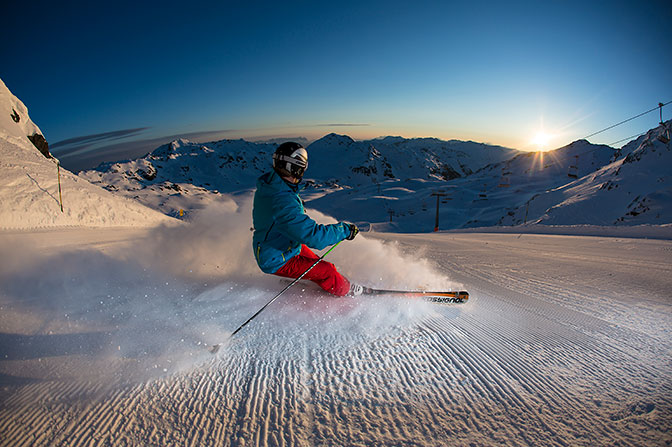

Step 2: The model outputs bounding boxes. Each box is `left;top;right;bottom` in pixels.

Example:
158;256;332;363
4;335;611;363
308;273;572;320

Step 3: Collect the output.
361;287;469;304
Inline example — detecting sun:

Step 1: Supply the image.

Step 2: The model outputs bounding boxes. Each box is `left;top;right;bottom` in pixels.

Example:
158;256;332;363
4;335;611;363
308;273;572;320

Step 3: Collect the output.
531;132;553;151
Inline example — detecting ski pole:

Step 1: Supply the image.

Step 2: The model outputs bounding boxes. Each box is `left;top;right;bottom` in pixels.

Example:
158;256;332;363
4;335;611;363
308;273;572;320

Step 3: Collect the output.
230;240;342;337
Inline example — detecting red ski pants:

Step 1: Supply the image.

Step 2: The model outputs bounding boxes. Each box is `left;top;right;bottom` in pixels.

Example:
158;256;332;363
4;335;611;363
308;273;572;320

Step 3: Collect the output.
273;245;351;296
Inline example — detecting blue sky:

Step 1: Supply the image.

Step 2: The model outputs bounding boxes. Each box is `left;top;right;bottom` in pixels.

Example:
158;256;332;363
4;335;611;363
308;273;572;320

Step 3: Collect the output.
2;0;670;164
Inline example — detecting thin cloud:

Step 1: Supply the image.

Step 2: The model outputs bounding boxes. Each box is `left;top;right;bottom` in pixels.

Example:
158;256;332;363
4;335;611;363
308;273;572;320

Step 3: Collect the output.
51;128;150;149
250;137;310;145
313;123;370;127
51;128;239;172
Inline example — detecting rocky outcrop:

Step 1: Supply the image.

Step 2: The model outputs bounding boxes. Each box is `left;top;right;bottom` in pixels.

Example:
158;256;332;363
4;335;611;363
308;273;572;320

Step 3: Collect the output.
28;132;50;158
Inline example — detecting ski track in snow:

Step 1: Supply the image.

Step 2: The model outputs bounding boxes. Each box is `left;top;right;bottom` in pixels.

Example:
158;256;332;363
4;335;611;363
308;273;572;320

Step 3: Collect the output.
1;231;671;446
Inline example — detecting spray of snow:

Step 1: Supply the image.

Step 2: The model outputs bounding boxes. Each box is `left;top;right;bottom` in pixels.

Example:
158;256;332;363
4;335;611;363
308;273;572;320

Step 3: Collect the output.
0;193;461;382
136;193;459;292
137;194;259;279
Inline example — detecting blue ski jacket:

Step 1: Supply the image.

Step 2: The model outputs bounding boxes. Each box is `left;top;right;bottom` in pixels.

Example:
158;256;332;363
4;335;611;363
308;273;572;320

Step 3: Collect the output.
252;171;350;273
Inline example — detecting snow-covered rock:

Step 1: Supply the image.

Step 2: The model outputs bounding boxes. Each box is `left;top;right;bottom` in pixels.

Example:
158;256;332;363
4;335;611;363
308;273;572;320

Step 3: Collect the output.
0;78;48;157
0;78;175;229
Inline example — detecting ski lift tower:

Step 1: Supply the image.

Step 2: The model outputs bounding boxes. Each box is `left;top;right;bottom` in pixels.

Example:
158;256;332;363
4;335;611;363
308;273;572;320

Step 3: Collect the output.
431;190;447;232
658;102;670;144
567;155;579;179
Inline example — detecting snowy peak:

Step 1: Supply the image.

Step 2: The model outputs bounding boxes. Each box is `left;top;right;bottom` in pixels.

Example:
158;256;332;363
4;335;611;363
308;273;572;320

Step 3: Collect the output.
94;138;279;188
374;136;406;144
475;138;616;189
147;138;195;159
306;134;519;185
554;139;609;157
313;133;357;146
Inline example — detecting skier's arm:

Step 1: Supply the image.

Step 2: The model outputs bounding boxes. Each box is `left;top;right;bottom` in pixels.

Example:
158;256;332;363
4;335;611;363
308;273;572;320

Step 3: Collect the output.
273;194;349;249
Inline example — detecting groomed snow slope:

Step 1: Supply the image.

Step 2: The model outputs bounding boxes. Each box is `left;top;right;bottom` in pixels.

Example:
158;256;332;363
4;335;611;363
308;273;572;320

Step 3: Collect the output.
1;224;670;446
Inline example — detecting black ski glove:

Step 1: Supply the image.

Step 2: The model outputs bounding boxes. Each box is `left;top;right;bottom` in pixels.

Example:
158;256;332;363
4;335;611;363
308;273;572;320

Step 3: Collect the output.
345;223;359;240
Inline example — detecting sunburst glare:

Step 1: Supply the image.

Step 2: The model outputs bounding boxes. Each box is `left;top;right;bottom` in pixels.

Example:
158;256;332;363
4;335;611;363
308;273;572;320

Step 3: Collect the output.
531;132;554;151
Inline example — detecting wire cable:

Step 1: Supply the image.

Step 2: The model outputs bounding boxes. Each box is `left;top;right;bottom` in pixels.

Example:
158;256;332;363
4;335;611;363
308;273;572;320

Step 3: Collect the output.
583;100;671;141
609;132;648;147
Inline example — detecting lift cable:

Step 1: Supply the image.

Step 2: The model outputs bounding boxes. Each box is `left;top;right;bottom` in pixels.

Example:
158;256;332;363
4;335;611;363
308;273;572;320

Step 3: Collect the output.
609;132;648;147
583;100;671;141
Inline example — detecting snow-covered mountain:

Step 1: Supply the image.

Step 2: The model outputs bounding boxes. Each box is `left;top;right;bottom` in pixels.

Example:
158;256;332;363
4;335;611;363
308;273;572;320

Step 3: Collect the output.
505;123;672;226
78;138;280;217
0;79;175;229
78;116;672;232
311;127;671;230
306;133;519;184
79;133;520;218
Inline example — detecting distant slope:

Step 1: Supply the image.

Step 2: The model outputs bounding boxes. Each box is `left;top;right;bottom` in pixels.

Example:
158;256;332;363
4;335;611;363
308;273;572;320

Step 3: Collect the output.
0;78;175;229
308;138;620;231
507;122;672;226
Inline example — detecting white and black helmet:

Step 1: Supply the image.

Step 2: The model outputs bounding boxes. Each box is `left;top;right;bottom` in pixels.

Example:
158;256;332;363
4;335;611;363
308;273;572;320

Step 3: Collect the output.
273;142;308;180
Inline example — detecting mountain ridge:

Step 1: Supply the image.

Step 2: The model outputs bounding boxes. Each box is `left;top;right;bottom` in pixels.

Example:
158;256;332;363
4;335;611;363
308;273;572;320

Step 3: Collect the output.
77;125;672;231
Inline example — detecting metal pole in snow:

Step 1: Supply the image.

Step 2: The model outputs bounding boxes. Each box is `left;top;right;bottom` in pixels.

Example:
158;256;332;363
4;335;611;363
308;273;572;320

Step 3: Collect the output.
56;160;63;213
431;191;446;232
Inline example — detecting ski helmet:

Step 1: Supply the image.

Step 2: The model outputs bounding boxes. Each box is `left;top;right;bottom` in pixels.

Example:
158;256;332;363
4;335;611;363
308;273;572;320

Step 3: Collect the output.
273;142;308;181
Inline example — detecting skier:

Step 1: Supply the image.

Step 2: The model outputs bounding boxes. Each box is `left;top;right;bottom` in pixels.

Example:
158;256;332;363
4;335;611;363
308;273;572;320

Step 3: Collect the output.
252;142;363;297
